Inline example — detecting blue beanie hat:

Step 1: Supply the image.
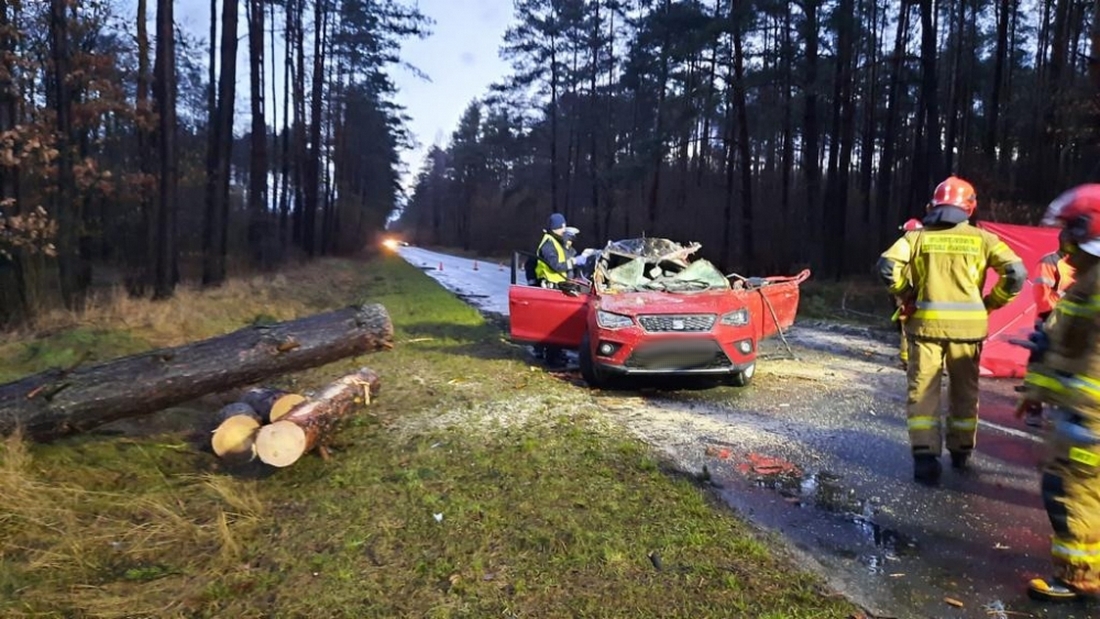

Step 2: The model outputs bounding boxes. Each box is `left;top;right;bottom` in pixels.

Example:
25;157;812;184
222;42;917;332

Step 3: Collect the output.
547;213;566;230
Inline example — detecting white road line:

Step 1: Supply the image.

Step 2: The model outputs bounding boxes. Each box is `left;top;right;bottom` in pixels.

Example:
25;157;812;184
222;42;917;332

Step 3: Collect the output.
979;418;1042;443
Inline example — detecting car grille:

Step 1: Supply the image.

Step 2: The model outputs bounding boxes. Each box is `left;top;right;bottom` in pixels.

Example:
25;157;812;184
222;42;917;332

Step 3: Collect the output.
624;340;732;370
637;314;715;332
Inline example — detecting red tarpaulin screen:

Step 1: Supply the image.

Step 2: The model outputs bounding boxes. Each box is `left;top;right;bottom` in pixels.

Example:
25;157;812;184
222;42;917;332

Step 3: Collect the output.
976;222;1060;378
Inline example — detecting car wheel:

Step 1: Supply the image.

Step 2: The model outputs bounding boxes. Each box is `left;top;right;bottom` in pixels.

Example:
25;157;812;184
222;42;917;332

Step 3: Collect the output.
729;362;756;387
578;333;607;388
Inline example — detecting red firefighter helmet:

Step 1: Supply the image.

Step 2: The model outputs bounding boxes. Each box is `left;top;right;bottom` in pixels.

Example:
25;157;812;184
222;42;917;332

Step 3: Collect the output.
1043;184;1100;257
899;218;924;232
929;175;977;215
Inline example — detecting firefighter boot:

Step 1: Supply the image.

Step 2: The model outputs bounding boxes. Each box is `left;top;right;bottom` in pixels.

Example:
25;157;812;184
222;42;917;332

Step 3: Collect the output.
1025;401;1044;428
913;454;942;485
1028;577;1079;602
949;450;970;470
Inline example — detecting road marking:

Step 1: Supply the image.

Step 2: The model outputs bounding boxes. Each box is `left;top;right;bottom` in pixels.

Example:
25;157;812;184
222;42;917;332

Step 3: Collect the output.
978;418;1042;443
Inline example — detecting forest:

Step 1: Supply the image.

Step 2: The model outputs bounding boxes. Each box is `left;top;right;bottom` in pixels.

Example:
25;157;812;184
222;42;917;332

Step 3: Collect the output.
3;0;1098;328
397;0;1100;279
0;0;429;326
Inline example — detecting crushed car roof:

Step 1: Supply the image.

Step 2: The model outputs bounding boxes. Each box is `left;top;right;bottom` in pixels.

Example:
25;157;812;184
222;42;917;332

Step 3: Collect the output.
596;238;729;293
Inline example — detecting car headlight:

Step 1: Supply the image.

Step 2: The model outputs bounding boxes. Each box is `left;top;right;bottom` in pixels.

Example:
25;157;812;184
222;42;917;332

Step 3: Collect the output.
596;310;633;329
720;308;750;326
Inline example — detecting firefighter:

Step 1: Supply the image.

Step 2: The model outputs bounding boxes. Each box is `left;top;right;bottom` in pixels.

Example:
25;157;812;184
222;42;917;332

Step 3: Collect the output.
1021;248;1077;427
877;175;1027;485
1015;184;1100;602
894;218;925;370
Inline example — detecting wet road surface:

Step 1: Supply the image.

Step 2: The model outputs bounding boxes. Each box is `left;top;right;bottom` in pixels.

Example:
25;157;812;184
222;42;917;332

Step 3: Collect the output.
397;245;1098;619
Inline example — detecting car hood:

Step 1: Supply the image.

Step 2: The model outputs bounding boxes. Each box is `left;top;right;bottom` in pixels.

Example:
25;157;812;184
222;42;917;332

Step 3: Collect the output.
595;289;742;316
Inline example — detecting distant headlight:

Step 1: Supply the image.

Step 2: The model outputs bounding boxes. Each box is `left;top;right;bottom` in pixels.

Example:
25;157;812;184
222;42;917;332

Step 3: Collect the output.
597;310;633;329
720;308;750;326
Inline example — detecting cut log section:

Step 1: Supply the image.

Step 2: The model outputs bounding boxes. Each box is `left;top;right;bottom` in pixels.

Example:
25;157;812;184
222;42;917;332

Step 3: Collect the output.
211;414;262;462
254;368;380;467
217;402;261;424
0;303;393;441
268;394;306;422
240;387;289;423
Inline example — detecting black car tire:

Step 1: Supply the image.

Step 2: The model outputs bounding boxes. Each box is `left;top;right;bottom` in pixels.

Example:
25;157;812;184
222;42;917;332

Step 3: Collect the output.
729;362;756;387
579;333;608;388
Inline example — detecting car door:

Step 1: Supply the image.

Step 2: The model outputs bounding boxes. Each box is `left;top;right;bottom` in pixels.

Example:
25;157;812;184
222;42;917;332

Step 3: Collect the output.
508;251;588;347
753;270;810;340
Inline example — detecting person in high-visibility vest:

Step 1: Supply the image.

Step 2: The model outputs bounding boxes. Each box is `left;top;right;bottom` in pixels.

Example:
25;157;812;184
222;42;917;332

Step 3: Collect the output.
878;175;1027;485
1020;248;1077;428
1016;184;1100;603
894;218;925;370
532;213;575;366
535;213;574;287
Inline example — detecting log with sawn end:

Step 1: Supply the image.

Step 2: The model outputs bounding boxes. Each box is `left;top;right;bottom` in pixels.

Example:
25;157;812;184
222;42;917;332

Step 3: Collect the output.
254;368;380;467
0;304;393;441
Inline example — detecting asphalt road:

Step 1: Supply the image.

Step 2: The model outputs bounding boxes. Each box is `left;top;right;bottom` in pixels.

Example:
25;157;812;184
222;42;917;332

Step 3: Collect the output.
396;244;1095;619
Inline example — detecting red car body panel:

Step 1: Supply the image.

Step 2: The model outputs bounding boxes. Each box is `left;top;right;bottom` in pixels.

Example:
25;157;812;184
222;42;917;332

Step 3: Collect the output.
508;243;809;380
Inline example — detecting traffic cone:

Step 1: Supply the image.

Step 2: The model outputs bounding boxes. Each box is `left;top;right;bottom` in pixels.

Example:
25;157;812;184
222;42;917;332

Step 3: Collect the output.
473;260;479;271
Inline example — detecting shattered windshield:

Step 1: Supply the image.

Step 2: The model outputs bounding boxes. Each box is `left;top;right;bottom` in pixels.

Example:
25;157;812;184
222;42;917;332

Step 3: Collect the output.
594;238;730;293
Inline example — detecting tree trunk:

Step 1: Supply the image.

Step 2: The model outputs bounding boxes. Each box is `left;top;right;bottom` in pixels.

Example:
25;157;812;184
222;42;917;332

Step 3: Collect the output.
1089;0;1100;94
292;0;307;247
303;0;328;258
876;1;909;247
732;10;753;269
0;304;394;442
824;0;854;279
859;0;880;226
780;7;793;260
801;0;821;265
253;367;381;467
280;0;293;243
50;0;81;310
646;0;672;233
152;0;178;300
202;0;239;287
986;0;1010;160
915;0;941;200
127;0;153;297
247;0;268;266
0;1;26;325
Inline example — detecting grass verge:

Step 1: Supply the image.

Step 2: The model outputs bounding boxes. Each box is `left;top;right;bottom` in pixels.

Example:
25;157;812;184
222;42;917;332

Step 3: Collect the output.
0;255;859;618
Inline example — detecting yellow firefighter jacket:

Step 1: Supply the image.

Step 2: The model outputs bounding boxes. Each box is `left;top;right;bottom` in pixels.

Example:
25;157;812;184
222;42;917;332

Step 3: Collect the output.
1024;260;1100;419
878;222;1025;341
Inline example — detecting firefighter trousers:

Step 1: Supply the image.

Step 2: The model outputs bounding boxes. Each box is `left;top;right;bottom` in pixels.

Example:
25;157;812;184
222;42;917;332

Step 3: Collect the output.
1041;407;1100;593
906;338;981;457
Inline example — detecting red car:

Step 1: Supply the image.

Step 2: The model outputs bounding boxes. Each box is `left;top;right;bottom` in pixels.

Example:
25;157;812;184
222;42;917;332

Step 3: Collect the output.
509;238;810;388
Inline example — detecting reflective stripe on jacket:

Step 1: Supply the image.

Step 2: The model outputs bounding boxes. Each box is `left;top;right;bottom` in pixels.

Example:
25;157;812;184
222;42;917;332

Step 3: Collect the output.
1034;251;1076;316
1025;262;1100;418
535;233;568;284
878;222;1025;340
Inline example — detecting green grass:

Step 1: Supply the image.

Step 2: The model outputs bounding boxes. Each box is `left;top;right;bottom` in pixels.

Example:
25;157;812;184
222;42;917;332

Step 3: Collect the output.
0;255;859;618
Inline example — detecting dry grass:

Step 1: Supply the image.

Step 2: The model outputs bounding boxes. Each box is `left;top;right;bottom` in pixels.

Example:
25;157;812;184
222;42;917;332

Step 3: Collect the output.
0;255;860;618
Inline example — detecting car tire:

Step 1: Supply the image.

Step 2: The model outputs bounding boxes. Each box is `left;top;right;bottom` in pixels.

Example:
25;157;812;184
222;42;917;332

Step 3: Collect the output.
729;362;756;387
578;333;608;389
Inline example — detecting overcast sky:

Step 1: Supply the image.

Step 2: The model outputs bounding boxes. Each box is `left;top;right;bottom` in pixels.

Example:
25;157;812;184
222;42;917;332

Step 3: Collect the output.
162;0;514;193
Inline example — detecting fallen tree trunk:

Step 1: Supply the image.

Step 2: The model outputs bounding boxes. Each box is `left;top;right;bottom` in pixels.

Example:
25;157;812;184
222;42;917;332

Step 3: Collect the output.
0;304;393;441
254;367;380;467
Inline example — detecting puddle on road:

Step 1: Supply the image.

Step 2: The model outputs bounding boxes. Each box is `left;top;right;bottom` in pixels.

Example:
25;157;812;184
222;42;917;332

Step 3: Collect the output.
745;466;918;573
